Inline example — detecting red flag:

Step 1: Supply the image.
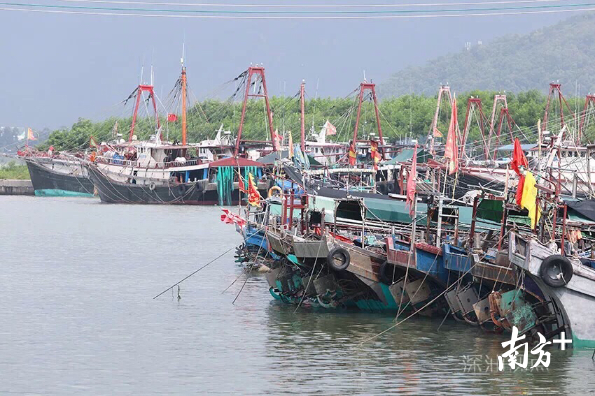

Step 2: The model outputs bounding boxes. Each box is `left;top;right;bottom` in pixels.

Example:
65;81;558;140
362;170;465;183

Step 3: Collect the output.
272;129;282;147
444;97;459;175
238;175;248;194
220;208;246;227
348;141;357;166
89;136;98;148
516;174;526;206
370;140;382;171
324;120;337;136
248;173;261;207
433;127;443;138
406;144;418;218
510;138;528;176
167;113;178;122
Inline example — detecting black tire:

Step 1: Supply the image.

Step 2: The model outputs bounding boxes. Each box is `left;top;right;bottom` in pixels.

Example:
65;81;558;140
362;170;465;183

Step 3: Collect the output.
387;183;396;194
378;183;388;195
327;247;350;272
378;260;394;284
178;184;187;194
540;255;573;288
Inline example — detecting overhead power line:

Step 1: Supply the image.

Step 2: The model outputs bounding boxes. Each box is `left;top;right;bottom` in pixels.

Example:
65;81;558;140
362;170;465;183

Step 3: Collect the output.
1;1;595;19
56;0;576;8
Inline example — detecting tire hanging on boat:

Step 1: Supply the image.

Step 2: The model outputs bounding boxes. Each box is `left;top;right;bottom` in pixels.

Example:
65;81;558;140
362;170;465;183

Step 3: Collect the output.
540;255;573;288
326;247;350;272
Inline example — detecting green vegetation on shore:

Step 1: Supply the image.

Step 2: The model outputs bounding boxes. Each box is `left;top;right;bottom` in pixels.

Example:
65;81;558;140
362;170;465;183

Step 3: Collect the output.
0;161;30;180
42;88;595;152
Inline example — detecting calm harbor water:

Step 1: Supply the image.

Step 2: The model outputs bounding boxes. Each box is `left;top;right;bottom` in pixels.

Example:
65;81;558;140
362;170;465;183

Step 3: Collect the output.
1;196;594;394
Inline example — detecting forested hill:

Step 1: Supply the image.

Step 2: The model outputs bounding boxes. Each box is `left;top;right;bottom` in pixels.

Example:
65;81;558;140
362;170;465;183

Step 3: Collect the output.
379;13;595;97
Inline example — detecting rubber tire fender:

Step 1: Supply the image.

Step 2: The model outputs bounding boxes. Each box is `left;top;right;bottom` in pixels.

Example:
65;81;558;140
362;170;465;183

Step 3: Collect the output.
387;182;396;194
378;260;394;285
540;254;573;288
327;247;350;272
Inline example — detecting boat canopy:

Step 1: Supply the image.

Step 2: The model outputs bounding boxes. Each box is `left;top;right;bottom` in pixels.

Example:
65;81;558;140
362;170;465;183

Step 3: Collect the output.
208;157;263;168
384;148;431;165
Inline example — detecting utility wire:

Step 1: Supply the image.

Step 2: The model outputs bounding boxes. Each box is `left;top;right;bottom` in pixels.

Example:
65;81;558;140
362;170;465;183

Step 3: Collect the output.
2;1;595;19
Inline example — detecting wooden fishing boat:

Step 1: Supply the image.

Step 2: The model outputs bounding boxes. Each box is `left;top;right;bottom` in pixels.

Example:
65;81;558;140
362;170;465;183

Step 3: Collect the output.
22;154;95;197
509;231;595;348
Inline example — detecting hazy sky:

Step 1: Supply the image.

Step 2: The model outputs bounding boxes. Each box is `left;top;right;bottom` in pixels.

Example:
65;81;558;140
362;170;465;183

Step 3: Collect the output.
0;1;589;129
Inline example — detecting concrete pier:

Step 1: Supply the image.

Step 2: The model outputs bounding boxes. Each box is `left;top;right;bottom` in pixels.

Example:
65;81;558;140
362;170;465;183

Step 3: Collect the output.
0;180;34;195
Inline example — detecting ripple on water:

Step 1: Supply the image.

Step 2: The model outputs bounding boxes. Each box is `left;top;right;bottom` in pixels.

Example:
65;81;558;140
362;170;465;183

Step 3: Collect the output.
0;197;594;394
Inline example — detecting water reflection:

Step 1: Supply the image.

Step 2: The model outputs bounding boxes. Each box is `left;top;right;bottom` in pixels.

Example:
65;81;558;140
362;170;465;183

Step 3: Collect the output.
1;198;593;394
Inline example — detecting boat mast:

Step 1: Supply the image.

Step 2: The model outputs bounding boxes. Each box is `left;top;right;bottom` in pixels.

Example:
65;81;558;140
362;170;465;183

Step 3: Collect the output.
234;66;277;157
428;85;452;156
129;84;160;142
543;82;575;141
352;81;384;153
300;80;306;152
460;97;489;160
181;65;187;146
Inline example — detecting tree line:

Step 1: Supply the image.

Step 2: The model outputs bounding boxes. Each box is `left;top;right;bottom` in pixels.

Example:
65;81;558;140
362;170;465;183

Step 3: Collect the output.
40;89;595;152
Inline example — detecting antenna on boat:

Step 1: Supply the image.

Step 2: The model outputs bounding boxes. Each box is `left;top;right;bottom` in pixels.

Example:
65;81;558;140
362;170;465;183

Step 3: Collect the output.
300;80;306;152
180;41;187;146
150;48;155;86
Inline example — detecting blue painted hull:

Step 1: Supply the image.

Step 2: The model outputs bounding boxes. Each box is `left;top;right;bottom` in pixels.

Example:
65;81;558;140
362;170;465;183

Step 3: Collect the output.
35;189;94;198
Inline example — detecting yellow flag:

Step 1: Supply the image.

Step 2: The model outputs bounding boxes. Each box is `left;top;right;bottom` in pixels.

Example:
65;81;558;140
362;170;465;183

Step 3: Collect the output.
27;128;37;141
520;171;541;228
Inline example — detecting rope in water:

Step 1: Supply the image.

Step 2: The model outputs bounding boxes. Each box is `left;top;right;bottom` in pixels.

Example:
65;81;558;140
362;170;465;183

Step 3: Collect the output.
153;247;234;299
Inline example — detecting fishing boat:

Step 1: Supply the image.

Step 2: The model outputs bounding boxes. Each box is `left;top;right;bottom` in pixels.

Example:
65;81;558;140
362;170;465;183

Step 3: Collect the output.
18;148;95;197
90;65;282;205
509;231;595;348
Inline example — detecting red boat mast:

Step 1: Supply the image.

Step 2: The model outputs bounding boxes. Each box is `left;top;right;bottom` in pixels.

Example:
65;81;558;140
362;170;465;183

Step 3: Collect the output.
129;84;160;142
234;66;276;157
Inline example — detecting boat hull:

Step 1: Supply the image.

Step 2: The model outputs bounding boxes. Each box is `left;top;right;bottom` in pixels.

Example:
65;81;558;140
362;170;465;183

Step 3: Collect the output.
26;159;95;197
509;232;595;348
88;165;266;205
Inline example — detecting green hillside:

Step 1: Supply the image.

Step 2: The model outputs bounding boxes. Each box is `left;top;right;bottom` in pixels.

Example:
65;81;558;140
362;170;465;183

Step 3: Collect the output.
380;13;595;97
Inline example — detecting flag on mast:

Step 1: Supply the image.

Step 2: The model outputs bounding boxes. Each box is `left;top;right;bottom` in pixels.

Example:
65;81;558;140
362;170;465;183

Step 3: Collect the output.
26;128;37;141
444;96;459;175
370;140;382;171
248;173;261;207
406;144;418;218
348;141;357;166
510;138;528;176
324;120;337;136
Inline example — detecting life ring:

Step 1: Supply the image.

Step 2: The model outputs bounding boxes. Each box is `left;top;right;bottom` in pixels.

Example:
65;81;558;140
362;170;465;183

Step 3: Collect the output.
326;247;350;272
540;254;573;288
268;186;282;198
149;182;156;191
378;260;394;284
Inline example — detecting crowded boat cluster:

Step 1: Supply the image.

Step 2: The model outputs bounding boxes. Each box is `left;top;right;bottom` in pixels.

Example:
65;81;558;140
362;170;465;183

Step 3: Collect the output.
13;64;595;349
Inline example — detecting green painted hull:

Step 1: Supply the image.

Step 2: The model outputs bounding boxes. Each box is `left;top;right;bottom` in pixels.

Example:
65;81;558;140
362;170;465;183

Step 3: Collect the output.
572;335;595;349
35;189;95;198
